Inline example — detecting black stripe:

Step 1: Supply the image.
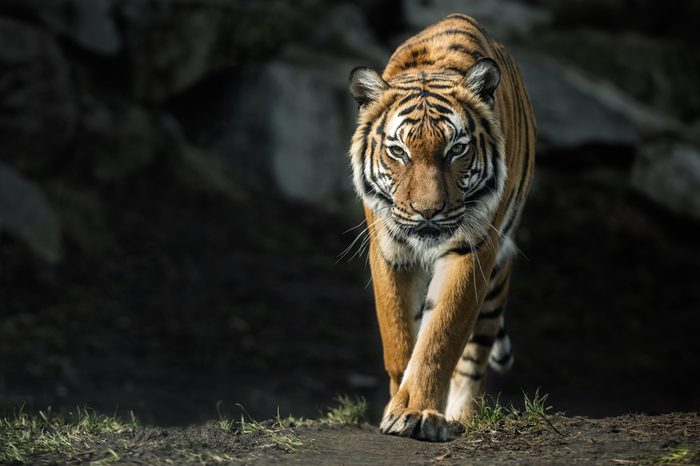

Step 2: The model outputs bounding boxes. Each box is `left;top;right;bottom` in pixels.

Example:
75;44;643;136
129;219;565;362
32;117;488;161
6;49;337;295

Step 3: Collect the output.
375;112;387;136
398;105;418;116
368;127;392;201
392;86;423;92
484;278;507;301
431;103;453;114
397;92;421;106
480;117;491;134
496;325;507;339
447;44;482;60
465;112;476;133
398;91;453;108
446;66;469;75
463;172;496;202
438;29;484;47
358;121;373;198
477;306;503;320
429;115;452;124
400;29;484;54
400;117;421;125
469;334;495;347
422;90;453;105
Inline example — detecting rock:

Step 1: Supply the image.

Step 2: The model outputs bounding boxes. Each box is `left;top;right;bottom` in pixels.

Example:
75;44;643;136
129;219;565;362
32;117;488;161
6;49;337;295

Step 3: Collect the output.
403;0;551;40
117;0;321;102
514;49;682;150
0;17;78;173
160;115;247;201
0;162;62;263
219;47;369;210
75;96;159;181
196;3;389;210
631;141;700;220
528;29;700;124
0;0;121;55
307;3;387;65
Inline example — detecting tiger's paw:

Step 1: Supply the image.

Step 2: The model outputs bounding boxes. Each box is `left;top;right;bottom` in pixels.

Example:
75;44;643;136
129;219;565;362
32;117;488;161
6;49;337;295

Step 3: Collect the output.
379;408;464;442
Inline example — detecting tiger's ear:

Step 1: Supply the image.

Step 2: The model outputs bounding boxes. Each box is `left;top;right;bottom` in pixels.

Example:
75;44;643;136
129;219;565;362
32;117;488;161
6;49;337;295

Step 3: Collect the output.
349;67;389;106
462;58;500;107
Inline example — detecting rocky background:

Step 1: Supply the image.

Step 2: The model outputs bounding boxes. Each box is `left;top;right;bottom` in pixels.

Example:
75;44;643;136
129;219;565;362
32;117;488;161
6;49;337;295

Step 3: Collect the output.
1;0;699;424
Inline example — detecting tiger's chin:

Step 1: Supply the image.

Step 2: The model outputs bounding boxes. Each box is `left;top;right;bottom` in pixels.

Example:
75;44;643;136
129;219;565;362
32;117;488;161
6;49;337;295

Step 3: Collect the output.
403;223;459;250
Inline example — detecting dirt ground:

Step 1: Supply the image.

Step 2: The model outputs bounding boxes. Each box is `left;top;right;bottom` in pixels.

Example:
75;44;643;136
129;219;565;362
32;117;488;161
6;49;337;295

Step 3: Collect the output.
14;412;700;465
1;155;700;462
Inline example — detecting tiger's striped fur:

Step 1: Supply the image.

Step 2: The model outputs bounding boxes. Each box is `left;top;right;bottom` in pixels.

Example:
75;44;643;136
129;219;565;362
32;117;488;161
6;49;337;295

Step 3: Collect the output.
347;14;535;442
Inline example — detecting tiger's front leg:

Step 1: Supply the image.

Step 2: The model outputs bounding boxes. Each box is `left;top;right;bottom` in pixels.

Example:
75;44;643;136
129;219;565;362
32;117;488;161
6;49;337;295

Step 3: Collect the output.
374;237;497;442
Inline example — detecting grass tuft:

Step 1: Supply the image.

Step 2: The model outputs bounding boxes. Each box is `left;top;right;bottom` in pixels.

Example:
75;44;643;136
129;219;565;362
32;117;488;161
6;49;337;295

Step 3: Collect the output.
216;396;367;453
464;394;517;432
322;395;368;425
462;388;563;436
220;404;304;452
0;406;137;463
655;448;693;464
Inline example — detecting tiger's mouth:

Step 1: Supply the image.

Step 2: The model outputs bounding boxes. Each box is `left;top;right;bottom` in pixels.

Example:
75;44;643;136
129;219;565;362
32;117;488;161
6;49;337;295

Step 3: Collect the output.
404;221;459;240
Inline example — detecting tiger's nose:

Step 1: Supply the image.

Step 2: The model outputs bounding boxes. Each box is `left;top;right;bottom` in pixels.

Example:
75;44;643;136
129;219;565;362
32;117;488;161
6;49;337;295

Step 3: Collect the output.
410;201;445;220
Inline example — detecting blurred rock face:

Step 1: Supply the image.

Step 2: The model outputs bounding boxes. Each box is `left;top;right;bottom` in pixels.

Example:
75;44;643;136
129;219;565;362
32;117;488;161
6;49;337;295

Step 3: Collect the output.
1;0;699;263
403;0;551;39
0;17;77;172
231;54;355;206
632;142;700;220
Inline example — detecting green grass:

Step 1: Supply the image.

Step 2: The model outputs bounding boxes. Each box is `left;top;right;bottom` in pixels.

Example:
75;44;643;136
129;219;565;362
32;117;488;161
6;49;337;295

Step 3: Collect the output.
464;388;563;435
654;448;694;464
321;395;368;425
216;396;368;453
0;406;137;464
238;415;304;452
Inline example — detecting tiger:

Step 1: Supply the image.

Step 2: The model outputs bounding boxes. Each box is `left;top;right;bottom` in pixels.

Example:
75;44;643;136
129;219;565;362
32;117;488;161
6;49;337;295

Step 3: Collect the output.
347;13;535;442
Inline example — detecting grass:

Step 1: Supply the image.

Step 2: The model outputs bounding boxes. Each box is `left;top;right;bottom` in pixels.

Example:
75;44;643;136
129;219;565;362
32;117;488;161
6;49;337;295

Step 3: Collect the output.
238;415;304;452
216;395;368;453
0;406;137;464
464;388;563;435
654;448;693;464
322;395;368;425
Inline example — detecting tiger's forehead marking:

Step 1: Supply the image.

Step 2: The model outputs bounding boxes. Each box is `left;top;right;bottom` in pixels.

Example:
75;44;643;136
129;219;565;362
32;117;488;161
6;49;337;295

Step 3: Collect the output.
383;70;475;150
386;102;468;146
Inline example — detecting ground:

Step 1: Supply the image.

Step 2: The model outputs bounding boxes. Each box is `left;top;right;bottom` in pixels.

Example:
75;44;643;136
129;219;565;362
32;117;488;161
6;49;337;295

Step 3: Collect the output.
2;403;699;465
1;156;699;463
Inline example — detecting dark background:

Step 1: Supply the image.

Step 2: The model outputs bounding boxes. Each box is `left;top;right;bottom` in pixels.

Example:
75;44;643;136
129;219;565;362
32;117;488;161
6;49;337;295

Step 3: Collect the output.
1;0;699;426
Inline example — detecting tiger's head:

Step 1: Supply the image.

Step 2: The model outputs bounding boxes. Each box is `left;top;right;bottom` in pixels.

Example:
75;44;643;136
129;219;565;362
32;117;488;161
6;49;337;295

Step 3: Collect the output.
348;58;507;250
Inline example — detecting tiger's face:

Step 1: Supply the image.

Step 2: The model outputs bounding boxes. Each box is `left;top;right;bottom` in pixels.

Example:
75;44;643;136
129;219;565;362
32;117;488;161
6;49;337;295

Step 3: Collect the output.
349;59;506;250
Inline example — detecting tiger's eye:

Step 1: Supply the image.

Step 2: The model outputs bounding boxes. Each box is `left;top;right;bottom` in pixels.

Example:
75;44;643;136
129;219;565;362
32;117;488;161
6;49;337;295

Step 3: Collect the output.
449;143;466;155
389;146;406;157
